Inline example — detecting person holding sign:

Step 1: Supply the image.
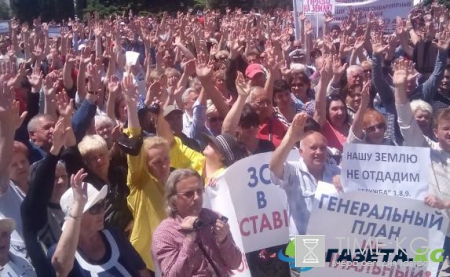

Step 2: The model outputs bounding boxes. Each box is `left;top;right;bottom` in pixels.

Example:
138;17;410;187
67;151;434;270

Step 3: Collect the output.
393;57;450;274
269;112;340;238
152;169;242;277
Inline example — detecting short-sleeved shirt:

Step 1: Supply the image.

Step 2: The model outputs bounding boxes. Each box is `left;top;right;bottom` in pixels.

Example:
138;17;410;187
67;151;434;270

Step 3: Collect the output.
48;228;146;277
0;181;26;259
270;160;340;238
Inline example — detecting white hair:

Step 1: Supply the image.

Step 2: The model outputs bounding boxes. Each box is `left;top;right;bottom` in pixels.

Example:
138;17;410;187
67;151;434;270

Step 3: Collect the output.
410;99;433;115
94;115;115;128
346;65;363;78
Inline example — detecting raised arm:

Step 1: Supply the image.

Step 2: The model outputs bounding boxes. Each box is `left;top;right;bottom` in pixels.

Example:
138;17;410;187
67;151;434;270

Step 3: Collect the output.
348;82;371;143
195;52;229;118
222;72;251;135
51;169;87;277
0;81;27;193
419;31;450;102
371;33;394;105
393;59;426;147
269;113;307;179
314;55;334;127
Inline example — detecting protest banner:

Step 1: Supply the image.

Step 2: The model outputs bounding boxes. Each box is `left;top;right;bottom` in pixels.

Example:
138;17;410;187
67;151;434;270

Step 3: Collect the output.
224;151;298;252
334;0;413;33
342;143;430;200
302;0;335;14
203;170;252;277
48;26;61;38
0;21;9;34
212;150;299;253
302;182;448;277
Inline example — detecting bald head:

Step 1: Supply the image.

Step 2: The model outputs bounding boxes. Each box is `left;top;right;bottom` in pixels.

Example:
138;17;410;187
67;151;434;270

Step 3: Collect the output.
299;131;328;171
300;131;327;150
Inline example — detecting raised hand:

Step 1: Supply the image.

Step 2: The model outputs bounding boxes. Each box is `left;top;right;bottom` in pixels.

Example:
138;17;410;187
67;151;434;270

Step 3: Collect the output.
392;58;417;88
332;54;347;77
287;112;309;143
70;168;88;207
107;75;121;95
195;52;213;80
27;64;43;92
436;30;450;51
371;33;388;55
359;81;371;111
0;81;27;129
81;46;92;66
43;72;58;97
56;90;74;118
122;73;139;106
87;64;101;92
235;71;251;97
52;117;70;151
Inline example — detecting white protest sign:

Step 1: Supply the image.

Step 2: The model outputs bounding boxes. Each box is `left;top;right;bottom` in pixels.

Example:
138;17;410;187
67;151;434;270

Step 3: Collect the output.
223;150;300;253
333;0;413;33
302;182;448;277
302;0;335;14
0;21;9;34
203;170;252;277
342;143;430;200
48;27;61;38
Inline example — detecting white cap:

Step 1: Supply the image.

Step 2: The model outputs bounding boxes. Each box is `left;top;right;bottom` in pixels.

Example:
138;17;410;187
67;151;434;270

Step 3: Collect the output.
60;183;108;223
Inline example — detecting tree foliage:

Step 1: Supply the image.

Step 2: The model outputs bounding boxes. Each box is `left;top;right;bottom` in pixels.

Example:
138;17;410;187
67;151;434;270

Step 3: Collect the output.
0;0;11;20
9;0;292;22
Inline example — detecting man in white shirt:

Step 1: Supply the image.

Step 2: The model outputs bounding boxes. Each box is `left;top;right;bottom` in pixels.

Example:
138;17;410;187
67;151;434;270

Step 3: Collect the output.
269;113;340;238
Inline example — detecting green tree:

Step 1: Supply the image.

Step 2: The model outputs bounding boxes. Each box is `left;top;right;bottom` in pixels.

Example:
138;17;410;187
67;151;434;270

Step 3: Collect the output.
10;0;40;22
0;0;11;19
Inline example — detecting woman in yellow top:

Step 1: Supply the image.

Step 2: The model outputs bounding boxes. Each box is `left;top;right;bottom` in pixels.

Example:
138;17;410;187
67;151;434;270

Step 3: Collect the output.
122;74;205;272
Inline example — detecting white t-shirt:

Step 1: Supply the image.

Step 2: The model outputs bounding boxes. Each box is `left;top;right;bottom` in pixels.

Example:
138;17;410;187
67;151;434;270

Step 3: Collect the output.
0;181;26;259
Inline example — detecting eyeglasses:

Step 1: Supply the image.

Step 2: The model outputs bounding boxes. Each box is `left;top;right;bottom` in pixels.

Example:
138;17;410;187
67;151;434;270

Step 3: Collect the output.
177;188;204;199
254;99;272;107
365;122;386;133
208;116;224;123
88;200;106;215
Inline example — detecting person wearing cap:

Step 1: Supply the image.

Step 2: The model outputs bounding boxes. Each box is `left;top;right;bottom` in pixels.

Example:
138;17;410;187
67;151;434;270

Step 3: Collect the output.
202;132;248;185
49;169;150;277
164;105;200;152
122;75;205;272
0;217;36;277
152;169;242;277
245;63;266;88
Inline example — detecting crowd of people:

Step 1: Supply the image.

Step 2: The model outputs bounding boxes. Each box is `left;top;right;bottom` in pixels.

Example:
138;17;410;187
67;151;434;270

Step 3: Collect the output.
1;2;450;277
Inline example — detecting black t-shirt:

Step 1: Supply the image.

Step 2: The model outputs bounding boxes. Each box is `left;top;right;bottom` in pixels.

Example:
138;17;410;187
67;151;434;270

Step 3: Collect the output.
47;228;146;277
253;139;275;154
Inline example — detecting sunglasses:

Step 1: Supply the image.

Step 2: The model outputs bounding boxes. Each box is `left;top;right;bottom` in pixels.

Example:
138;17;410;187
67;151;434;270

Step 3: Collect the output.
208;116;224;123
177;188;204;199
88;200;106;215
365;122;386;134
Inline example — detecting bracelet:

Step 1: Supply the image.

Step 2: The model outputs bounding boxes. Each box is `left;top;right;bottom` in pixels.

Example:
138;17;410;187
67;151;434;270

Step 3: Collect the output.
68;213;83;220
87;91;98;95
